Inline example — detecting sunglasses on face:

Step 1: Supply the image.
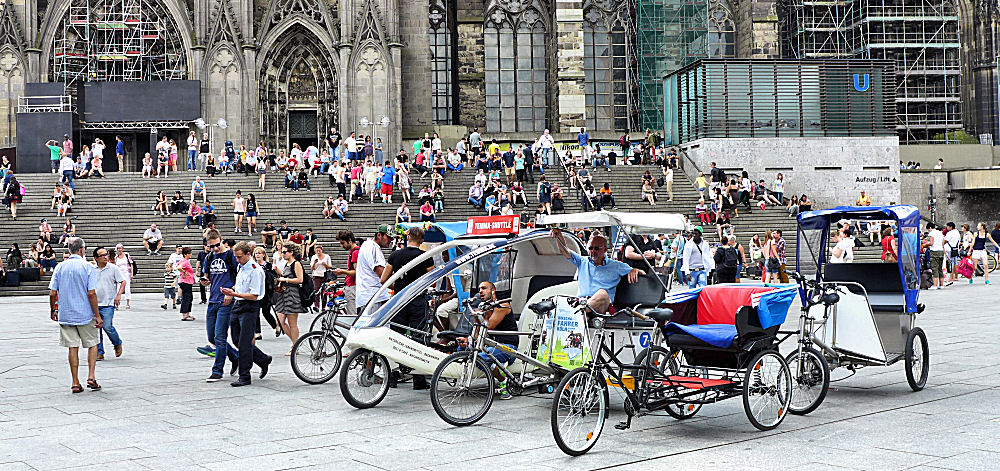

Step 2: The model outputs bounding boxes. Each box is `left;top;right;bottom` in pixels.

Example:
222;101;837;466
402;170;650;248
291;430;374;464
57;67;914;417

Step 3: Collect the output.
208;242;222;248
588;246;606;251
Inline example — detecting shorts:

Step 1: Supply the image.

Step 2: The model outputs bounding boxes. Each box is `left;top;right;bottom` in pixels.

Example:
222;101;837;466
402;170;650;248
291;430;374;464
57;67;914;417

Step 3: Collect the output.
971;249;988;261
478;344;517;368
246;211;257;217
257;168;266;175
234;211;244;216
164;287;176;298
381;183;393;195
504;167;515;175
60;319;99;348
928;251;944;278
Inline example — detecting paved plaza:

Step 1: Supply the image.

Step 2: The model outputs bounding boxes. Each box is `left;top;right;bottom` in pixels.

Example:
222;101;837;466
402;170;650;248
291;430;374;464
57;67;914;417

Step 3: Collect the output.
0;284;998;471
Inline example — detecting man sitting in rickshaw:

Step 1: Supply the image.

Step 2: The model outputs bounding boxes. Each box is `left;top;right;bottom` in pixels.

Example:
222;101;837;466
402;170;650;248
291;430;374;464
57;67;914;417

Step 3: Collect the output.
456;281;518;399
549;228;645;314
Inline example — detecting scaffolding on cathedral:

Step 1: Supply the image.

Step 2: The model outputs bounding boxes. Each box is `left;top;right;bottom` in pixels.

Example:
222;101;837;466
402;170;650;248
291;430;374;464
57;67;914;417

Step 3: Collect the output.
53;0;185;90
784;0;963;144
637;0;709;133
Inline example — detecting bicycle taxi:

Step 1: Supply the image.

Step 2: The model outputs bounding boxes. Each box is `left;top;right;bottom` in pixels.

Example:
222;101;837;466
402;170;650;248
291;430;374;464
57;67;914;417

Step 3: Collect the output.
782;205;930;414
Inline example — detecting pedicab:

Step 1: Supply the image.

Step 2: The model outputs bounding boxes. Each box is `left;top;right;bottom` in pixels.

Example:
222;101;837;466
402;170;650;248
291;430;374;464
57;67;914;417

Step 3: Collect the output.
339;217;588;409
782;204;930;415
428;211;689;426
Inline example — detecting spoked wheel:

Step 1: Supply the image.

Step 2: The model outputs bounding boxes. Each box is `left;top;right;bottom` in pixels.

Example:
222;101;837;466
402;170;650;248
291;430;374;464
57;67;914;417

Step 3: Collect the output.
905;327;929;391
430;351;495;426
785;346;830;415
339;349;391;409
742;350;792;431
637;347;703;420
291;331;343;384
550;367;608;456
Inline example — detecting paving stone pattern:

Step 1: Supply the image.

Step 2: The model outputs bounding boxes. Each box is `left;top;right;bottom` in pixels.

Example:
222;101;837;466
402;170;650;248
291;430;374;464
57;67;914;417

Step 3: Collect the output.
1;284;997;470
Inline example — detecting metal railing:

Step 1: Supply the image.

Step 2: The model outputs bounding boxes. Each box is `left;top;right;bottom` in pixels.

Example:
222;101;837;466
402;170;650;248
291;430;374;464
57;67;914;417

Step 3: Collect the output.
17;95;73;113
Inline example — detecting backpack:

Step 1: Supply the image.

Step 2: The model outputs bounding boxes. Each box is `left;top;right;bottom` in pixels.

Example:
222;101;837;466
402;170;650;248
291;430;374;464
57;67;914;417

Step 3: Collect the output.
296;261;314;310
722;246;739;269
541;182;552;196
127;253;138;275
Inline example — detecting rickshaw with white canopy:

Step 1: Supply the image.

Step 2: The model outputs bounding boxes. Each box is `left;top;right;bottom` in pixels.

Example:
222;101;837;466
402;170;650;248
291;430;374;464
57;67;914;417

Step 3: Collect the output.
783;204;930;415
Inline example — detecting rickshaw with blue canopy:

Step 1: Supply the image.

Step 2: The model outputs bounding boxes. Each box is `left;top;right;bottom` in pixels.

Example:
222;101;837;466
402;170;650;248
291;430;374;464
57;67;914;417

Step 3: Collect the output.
782;204;930;416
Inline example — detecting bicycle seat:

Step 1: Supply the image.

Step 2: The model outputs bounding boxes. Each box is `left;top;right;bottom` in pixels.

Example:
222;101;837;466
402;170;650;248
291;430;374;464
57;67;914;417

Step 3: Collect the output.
529;300;556;314
437;330;467;341
604;312;656;330
645;308;674;323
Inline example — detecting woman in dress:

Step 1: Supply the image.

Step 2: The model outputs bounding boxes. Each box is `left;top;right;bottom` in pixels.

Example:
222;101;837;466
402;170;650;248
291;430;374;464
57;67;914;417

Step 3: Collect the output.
169;139;179;172
272;243;305;354
374;138;384;165
113;244;134;309
231;190;245;233
153;190;168;216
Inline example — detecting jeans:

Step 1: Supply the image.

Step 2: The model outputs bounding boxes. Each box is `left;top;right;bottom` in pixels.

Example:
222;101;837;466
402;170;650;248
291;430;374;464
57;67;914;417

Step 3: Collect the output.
185;215;202;228
468;196;482;207
206;302;238;376
593;158;609;170
434;200;444;211
62;170;75;189
187;150;197;170
540;148;551;166
230;301;271;382
687;269;707;289
448;163;464;171
96;306;122;355
334;211;345;221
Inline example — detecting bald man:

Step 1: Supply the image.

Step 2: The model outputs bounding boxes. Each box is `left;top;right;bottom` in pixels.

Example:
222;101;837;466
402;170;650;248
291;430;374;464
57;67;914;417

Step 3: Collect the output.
550;228;644;314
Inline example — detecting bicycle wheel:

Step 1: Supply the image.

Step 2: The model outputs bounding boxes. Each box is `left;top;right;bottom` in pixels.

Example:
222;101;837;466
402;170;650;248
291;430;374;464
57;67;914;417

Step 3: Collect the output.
339;349;390;409
550;367;608;456
430;350;495;426
785;346;829;415
742;350;792;431
905;327;929;391
309;309;333;333
290;331;343;385
989;254;998;273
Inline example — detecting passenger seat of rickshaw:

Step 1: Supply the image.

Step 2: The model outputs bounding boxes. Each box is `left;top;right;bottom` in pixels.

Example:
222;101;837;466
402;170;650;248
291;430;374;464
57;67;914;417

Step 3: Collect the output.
823;263;906;312
605;272;674;330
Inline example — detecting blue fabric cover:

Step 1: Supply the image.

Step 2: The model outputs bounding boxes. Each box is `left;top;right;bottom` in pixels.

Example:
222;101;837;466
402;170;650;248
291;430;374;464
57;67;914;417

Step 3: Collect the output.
663;323;737;348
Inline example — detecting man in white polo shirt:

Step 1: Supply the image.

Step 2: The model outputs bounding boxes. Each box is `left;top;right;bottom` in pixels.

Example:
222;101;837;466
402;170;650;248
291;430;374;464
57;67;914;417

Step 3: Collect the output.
355;224;393;313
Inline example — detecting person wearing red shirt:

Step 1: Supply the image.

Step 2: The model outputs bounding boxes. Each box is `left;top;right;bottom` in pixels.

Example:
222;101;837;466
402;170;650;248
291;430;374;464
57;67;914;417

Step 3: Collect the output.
334;230;360;317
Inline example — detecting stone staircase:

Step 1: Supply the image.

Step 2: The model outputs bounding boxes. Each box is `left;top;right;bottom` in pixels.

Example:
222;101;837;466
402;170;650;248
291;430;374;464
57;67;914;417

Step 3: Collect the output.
0;162;827;296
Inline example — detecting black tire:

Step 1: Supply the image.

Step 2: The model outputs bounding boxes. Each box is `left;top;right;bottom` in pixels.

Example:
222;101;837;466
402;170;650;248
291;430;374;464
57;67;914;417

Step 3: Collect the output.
290;331;343;385
742;350;792;431
550;367;608;456
339;349;390;409
430;350;495;426
785;346;830;415
905;327;929;391
308;310;326;333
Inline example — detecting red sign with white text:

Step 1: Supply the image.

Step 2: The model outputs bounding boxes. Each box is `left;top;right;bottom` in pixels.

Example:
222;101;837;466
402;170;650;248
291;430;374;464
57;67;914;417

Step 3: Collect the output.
467;215;521;235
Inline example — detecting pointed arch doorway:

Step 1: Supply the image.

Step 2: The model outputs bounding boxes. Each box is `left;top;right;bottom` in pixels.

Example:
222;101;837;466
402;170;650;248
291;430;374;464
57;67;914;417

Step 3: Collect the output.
259;24;338;151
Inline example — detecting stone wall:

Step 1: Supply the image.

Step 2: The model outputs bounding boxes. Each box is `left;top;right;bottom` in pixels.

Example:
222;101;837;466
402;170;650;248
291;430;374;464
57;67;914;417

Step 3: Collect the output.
398;0;433;132
680;137;901;208
456;1;485;130
736;0;780;58
555;0;584;132
899;144;997;169
900;170;1000;225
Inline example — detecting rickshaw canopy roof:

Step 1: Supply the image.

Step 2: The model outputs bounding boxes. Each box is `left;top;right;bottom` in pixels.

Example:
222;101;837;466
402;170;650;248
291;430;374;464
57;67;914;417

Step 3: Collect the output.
537;211;689;234
798;205;921;230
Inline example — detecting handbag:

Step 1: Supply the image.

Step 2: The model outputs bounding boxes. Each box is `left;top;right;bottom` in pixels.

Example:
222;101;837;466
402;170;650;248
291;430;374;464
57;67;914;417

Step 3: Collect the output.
955;257;975;279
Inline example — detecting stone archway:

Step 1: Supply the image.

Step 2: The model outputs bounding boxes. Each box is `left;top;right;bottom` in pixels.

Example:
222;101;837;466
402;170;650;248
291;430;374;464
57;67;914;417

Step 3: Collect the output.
258;24;338;151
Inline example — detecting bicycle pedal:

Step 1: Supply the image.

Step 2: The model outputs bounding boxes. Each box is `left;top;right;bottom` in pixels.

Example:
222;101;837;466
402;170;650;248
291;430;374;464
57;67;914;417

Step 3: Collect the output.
614;421;631;431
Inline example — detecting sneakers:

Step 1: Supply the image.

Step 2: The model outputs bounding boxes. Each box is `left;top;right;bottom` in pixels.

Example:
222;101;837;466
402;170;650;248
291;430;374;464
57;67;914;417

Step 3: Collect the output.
970;279;974;284
196;345;216;357
497;381;513;400
206;374;223;383
160;304;167;310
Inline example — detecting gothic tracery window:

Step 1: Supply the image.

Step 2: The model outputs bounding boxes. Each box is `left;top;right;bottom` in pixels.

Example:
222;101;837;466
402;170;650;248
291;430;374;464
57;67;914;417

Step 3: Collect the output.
708;0;735;58
583;3;634;132
484;2;548;133
429;0;455;124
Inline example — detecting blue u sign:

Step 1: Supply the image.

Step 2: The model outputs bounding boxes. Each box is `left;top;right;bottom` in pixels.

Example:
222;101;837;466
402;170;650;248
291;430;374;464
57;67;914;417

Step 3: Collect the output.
853;73;870;92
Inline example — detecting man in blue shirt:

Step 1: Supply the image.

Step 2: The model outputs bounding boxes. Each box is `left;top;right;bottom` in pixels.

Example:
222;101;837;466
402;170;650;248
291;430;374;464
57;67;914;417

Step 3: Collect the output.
222;242;272;387
48;237;103;393
379;161;396;204
115;135;125;172
200;229;239;381
577;127;591;162
550;229;644;314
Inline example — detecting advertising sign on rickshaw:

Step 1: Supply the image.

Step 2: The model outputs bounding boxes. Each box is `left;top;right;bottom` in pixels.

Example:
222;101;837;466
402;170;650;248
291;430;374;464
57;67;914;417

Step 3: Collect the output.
536;298;590;369
467;215;520;235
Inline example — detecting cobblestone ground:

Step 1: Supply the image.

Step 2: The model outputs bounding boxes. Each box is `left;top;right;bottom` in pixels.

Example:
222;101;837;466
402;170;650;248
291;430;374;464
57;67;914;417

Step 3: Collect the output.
1;284;997;471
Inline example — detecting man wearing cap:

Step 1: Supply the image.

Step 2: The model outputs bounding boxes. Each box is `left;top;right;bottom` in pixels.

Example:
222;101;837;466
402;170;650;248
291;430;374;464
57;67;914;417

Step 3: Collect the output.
220;241;272;387
549;228;644;314
355;224;393;313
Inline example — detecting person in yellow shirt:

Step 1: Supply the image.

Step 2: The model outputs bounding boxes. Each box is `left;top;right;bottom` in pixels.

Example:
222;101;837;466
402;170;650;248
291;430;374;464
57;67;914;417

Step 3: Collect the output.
694;172;708;199
488;140;501;157
856;190;871;206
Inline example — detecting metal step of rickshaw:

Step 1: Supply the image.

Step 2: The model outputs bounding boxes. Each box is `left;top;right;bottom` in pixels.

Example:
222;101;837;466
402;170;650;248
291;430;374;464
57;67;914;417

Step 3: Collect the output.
653;375;736;390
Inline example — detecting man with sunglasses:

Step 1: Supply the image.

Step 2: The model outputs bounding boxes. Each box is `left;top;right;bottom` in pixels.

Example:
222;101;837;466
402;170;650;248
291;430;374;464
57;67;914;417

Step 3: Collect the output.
93;246;125;361
199;229;239;381
550;228;644;314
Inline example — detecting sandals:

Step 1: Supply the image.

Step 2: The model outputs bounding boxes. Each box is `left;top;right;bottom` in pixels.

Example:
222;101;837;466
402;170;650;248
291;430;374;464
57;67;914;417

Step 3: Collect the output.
181;315;195;321
71;385;84;393
86;379;101;391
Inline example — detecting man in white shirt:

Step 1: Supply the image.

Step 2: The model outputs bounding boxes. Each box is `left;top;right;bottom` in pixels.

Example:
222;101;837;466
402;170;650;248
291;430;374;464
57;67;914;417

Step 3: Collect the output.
332;196;349;221
943;221;960;283
830;228;855;264
431;133;442;152
923;223;946;289
186;131;199;170
344;132;358;161
538;129;554;166
331;162;347;198
355;225;393;312
92;138;105;165
59;153;76;190
143;224;163;255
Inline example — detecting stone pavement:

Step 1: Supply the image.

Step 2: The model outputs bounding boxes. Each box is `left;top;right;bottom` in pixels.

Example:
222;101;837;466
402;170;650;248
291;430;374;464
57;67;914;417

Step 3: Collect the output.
1;284;998;471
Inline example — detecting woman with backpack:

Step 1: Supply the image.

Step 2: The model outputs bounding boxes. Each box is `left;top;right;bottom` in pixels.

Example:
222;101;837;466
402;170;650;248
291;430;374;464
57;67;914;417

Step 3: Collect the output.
272;243;305;354
253;246;279;340
5;175;21;219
